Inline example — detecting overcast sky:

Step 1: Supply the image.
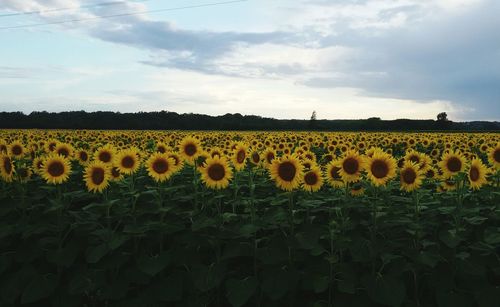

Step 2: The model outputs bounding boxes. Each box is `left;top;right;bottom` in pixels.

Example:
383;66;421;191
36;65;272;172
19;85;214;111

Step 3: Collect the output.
0;0;498;120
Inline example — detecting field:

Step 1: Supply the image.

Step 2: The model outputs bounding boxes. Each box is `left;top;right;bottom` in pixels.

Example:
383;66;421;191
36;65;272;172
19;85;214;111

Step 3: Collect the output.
1;130;500;307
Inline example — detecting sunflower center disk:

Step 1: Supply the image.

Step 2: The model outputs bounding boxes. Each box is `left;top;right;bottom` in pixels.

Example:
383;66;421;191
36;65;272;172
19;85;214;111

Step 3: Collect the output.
447;157;462;172
184;144;197;156
59;149;69;157
304;172;318;185
80;152;88;161
92;168;105;185
122;156;135;168
112;167;120;177
99;152;111;163
12;145;22;155
330;166;341;180
266;153;275;164
236;151;245;163
402;169;416;184
153;159;168;174
208;164;225;181
469;167;480;181
343;158;359;174
252;153;260;163
494;149;500;163
371;160;389;178
48;162;64;177
278;162;296;182
3;158;12;174
409;156;419;164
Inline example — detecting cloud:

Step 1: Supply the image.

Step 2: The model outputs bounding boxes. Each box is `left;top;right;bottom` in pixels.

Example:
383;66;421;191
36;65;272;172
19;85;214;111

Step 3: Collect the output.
301;0;500;119
1;0;498;120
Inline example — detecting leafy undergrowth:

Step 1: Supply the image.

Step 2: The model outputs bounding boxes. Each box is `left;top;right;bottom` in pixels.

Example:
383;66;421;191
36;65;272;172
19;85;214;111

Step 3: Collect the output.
1;166;499;307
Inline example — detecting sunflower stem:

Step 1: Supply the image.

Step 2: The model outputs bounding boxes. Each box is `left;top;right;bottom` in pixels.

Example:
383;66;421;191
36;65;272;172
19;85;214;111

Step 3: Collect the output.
157;181;166;253
248;166;258;280
192;160;199;212
288;191;295;267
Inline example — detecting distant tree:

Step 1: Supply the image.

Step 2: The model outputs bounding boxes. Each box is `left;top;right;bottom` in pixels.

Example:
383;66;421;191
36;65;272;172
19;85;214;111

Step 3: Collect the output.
310;111;317;121
309;111;317;129
437;112;448;121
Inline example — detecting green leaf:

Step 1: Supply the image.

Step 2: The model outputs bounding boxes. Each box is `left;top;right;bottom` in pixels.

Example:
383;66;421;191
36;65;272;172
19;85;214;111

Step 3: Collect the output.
238;224;259;238
192;263;226;292
338;279;356;294
191;216;216;232
362;275;406;307
147;272;184;302
137;253;171;276
262;268;299;300
484;228;500;245
464;216;488;225
46;241;80;267
21;273;57;304
225;277;258;307
109;234;128;250
86;244;108;263
312;275;329;293
439;229;462;248
436;291;469;307
417;251;441;268
475;287;500;307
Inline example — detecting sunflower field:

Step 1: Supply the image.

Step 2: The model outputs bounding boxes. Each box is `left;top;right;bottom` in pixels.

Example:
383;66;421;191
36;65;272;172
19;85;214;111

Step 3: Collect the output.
1;130;499;307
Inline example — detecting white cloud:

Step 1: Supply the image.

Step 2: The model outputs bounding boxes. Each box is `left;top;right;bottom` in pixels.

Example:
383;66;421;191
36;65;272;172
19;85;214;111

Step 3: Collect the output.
0;0;496;121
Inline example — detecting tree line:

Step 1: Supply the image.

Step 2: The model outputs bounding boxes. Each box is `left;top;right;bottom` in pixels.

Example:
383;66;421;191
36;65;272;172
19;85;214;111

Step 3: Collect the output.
0;111;498;131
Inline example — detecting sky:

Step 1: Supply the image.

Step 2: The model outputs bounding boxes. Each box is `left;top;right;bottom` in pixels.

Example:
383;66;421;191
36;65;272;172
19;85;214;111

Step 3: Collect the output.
0;0;498;121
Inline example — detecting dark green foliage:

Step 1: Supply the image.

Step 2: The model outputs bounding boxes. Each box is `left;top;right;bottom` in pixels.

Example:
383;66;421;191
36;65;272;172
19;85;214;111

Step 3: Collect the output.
0;166;499;307
0;111;499;131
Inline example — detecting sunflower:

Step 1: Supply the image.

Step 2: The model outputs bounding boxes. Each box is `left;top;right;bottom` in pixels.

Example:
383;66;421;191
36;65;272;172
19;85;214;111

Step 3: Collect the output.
41;154;71;184
110;166;124;182
263;148;277;167
302;166;323;192
350;181;365;196
146;153;176;182
440;178;457;192
32;156;45;174
54;143;74;159
231;144;248;171
468;158;488;190
250;151;262;166
114;148;141;175
301;158;315;170
404;149;421;166
167;152;183;171
199;156;233;189
84;161;111;193
364;150;397;187
76;149;90;165
399;161;424;192
156;142;169;154
0;154;15;182
0;141;7;154
209;147;223;158
179;136;202;164
16;166;32;183
269;155;303;191
438;150;466;178
488;143;500;169
325;160;344;188
94;144;116;165
9;141;24;158
338;150;364;183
